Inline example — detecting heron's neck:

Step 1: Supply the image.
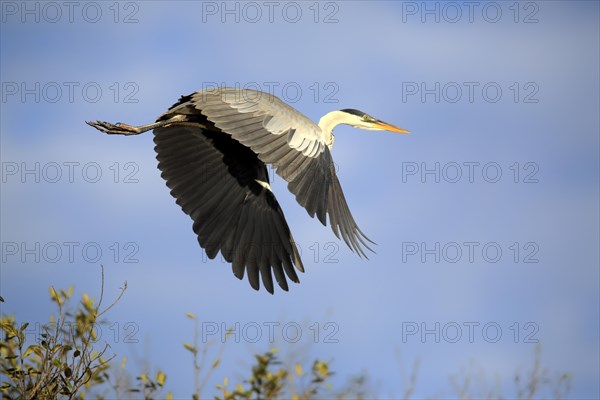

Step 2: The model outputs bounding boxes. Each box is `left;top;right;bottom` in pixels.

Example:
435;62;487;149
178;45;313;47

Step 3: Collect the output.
318;111;352;148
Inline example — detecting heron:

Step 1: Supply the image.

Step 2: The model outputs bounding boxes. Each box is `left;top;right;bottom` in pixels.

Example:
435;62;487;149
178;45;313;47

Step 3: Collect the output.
87;88;409;293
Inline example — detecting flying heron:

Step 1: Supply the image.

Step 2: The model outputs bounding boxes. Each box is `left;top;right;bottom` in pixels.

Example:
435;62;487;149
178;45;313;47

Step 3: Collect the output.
87;88;409;293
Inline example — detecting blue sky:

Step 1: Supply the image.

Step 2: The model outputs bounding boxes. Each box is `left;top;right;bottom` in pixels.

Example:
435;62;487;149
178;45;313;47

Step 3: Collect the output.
1;1;599;398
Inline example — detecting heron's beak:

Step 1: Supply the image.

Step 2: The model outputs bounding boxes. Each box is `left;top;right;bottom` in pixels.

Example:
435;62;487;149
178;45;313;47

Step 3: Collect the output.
374;120;410;134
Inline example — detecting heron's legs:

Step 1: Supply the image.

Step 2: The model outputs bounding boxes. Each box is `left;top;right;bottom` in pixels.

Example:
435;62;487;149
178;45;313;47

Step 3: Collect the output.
85;120;175;135
86;112;197;135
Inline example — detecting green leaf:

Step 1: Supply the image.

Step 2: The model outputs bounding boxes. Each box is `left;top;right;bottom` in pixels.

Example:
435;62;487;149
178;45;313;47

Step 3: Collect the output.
156;370;166;386
225;327;234;339
183;343;196;353
0;323;18;338
23;345;43;359
49;287;63;305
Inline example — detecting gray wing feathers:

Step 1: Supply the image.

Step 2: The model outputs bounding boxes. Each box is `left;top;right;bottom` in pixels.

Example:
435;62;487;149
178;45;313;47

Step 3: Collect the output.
153;124;303;293
184;88;375;258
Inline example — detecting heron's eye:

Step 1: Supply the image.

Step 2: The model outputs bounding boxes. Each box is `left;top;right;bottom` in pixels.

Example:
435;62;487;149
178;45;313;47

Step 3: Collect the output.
363;115;374;122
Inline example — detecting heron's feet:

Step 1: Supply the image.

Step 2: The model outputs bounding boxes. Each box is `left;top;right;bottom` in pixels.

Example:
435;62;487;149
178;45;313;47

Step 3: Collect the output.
86;120;142;135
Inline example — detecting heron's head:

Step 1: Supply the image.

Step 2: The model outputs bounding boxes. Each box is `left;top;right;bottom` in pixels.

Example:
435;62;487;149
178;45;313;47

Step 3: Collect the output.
338;109;410;133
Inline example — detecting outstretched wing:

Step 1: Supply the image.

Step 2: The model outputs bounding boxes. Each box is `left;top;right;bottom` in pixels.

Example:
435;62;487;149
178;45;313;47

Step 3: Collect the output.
159;88;374;257
153;121;303;294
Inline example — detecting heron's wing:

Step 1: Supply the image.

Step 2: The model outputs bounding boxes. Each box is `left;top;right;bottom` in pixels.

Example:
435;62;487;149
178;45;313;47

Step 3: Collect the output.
164;88;374;257
153;123;303;293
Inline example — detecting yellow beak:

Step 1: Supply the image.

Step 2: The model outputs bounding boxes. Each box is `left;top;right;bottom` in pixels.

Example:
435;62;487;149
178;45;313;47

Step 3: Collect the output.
374;120;410;133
